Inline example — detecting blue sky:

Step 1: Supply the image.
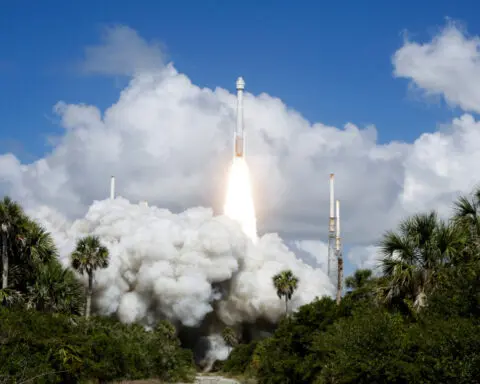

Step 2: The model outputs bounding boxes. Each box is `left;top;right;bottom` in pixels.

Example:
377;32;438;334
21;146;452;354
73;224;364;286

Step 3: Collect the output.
0;0;477;162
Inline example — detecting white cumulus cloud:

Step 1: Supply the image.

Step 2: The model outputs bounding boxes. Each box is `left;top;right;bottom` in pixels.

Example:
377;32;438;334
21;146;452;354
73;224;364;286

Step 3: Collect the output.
81;25;165;76
393;22;480;114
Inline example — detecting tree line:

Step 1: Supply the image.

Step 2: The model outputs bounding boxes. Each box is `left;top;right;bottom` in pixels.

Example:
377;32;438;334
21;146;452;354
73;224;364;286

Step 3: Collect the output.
220;187;480;383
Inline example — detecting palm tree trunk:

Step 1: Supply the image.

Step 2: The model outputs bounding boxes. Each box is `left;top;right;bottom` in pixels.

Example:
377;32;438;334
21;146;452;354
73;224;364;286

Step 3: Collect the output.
86;271;93;319
2;232;8;289
285;296;288;316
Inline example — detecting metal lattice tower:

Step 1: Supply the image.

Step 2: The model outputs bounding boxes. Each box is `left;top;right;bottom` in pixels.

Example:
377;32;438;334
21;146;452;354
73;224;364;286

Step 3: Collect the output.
328;223;337;288
327;174;338;289
335;200;343;304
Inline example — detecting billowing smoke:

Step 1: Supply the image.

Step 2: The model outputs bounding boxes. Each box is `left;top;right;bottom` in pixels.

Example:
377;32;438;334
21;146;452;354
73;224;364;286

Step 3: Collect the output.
30;197;333;365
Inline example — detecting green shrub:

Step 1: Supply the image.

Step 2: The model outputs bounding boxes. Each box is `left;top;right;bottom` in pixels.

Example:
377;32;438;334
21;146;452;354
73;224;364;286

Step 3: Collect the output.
313;309;415;384
407;316;480;383
313;309;480;384
223;341;258;375
251;297;342;384
0;308;195;383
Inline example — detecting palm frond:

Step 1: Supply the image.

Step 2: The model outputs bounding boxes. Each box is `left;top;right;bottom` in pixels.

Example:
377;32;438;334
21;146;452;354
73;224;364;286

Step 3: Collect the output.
453;195;477;219
71;235;110;275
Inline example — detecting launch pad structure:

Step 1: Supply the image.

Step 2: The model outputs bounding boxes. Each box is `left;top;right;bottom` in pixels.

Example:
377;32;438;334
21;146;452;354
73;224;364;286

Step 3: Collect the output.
327;173;343;303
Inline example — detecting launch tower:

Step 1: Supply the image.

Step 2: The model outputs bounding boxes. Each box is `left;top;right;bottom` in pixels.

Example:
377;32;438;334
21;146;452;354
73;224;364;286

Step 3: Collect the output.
327;174;337;288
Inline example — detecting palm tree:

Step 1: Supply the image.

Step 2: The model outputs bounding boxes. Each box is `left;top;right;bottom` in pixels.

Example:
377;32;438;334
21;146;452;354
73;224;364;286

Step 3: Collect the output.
344;269;378;304
71;235;109;318
378;211;465;311
26;261;85;315
453;187;480;228
0;196;25;289
345;269;373;291
272;270;299;316
10;219;58;293
19;219;57;265
221;327;238;354
0;287;24;307
453;187;480;261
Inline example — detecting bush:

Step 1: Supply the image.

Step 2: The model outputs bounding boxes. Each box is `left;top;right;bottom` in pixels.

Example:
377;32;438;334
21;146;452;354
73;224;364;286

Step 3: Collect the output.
407;316;480;383
250;297;343;384
0;308;195;383
426;261;480;319
313;309;415;384
220;296;370;383
313;309;480;384
223;341;258;375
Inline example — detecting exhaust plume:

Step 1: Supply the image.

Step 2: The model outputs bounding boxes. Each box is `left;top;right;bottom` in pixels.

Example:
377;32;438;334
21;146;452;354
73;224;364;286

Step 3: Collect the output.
31;198;333;363
223;158;257;243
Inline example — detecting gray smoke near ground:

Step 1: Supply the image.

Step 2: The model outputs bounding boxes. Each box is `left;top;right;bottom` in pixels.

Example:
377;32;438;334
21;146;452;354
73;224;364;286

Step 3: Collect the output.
29;197;333;365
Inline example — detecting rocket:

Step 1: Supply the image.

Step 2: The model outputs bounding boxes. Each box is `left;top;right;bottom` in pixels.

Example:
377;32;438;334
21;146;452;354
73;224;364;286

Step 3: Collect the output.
234;76;246;158
110;176;115;200
329;173;335;233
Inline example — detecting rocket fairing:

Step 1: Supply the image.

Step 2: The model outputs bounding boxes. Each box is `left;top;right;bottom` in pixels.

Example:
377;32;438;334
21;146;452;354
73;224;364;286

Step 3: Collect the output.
234;77;246;158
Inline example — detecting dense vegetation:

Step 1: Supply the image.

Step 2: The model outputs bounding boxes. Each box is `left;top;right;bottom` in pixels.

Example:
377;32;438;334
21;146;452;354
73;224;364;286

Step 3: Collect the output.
0;309;194;383
0;196;195;383
221;188;480;383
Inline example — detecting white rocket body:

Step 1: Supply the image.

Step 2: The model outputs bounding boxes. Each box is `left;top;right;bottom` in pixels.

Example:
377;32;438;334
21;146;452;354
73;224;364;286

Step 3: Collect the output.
110;176;115;200
234;77;246;158
329;173;335;233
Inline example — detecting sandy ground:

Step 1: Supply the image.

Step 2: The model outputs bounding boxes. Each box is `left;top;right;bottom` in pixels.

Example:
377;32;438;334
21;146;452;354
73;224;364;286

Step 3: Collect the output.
113;375;241;384
177;376;240;384
192;376;240;383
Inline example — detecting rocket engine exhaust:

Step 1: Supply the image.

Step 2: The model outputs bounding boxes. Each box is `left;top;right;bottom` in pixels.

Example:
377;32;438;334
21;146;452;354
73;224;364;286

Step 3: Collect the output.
223;76;257;242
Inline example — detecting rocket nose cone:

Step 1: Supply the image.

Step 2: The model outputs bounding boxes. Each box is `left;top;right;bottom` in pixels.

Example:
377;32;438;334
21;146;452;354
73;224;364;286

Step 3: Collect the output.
236;77;245;90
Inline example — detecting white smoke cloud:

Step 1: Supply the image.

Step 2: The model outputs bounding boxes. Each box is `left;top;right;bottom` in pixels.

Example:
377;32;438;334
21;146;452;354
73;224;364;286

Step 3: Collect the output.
30;198;333;328
2;22;480;285
204;334;230;365
294;240;328;272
